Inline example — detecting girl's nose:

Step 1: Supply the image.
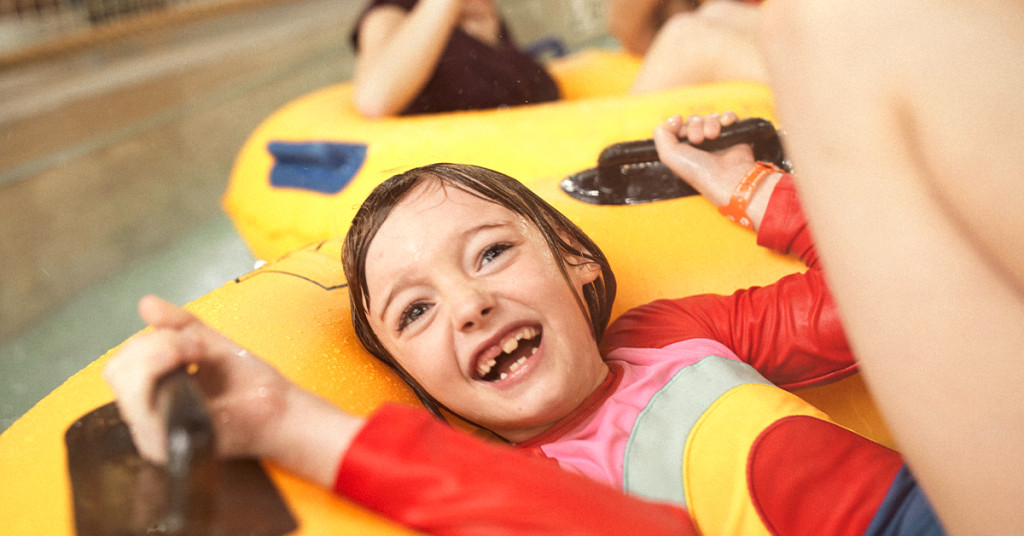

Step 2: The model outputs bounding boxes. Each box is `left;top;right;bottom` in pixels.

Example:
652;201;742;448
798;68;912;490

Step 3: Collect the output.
452;285;496;332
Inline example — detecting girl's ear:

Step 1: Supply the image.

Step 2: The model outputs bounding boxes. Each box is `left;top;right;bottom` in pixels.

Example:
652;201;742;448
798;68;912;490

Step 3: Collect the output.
571;260;602;287
558;233;602;287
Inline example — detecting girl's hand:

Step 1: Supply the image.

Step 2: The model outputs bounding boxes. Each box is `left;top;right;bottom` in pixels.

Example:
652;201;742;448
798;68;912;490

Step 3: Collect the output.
105;295;364;488
103;295;293;465
653;111;755;206
654;112;783;229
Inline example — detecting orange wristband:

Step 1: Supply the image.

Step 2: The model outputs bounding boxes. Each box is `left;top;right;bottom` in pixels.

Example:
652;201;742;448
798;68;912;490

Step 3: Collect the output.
717;162;784;230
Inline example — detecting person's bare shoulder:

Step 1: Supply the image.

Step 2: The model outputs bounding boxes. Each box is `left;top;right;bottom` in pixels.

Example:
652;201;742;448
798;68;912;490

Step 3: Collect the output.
764;0;1024;290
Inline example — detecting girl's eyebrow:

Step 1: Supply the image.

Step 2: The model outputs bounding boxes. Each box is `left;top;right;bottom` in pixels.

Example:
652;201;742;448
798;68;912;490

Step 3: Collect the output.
378;272;417;323
376;220;516;321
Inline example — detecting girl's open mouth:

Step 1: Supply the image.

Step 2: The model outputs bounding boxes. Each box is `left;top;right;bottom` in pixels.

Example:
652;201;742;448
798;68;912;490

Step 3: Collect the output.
476;326;541;382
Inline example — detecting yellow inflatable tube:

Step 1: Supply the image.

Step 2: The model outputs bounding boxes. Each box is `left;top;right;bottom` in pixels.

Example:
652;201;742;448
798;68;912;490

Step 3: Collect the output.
225;50;785;262
1;51;893;535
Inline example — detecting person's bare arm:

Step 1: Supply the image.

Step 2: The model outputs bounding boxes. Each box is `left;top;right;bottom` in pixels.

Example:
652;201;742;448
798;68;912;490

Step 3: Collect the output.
629;1;766;92
606;0;687;55
353;0;462;118
761;1;1024;533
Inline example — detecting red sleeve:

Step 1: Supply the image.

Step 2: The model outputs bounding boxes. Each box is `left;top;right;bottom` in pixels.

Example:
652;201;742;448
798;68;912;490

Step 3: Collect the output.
601;175;856;390
756;174;819;267
335;404;697;536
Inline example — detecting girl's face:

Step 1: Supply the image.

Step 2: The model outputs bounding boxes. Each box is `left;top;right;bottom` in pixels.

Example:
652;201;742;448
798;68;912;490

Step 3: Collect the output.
364;182;608;442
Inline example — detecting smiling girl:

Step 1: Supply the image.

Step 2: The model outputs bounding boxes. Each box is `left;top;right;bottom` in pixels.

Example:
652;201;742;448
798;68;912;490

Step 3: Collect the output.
343;162;613;442
105;114;944;534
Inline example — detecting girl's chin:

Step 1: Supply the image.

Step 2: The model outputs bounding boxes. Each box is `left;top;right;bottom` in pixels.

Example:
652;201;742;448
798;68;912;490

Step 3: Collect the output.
486;417;557;444
478;399;575;442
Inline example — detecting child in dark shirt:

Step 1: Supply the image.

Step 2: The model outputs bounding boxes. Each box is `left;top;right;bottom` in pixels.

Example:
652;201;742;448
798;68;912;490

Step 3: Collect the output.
350;0;559;117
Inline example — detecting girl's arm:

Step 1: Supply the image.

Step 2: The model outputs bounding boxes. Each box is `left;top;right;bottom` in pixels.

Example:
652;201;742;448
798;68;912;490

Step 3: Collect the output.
106;296;699;535
338;404;698;536
352;0;462;118
606;113;851;387
602;176;854;389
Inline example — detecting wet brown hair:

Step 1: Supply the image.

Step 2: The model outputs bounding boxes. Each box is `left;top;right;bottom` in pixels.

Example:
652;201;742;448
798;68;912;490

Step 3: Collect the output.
342;163;616;419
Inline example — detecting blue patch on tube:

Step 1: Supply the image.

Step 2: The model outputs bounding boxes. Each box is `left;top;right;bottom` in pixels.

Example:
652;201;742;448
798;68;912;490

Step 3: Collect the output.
268;141;367;194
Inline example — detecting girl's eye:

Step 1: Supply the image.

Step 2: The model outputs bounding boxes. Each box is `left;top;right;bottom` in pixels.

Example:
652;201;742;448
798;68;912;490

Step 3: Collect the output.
398;302;431;332
481;243;511;266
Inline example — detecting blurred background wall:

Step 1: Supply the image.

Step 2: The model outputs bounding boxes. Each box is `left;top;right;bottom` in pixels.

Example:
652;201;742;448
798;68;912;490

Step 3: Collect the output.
0;0;615;431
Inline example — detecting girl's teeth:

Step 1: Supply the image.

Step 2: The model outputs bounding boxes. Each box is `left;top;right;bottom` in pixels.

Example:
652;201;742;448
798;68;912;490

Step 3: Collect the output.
480;327;540;380
500;327;538;354
478;358;497;377
509;356;528;372
501;337;518;354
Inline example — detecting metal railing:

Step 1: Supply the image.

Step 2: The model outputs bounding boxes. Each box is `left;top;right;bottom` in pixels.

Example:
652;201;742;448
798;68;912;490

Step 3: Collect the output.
0;0;270;67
